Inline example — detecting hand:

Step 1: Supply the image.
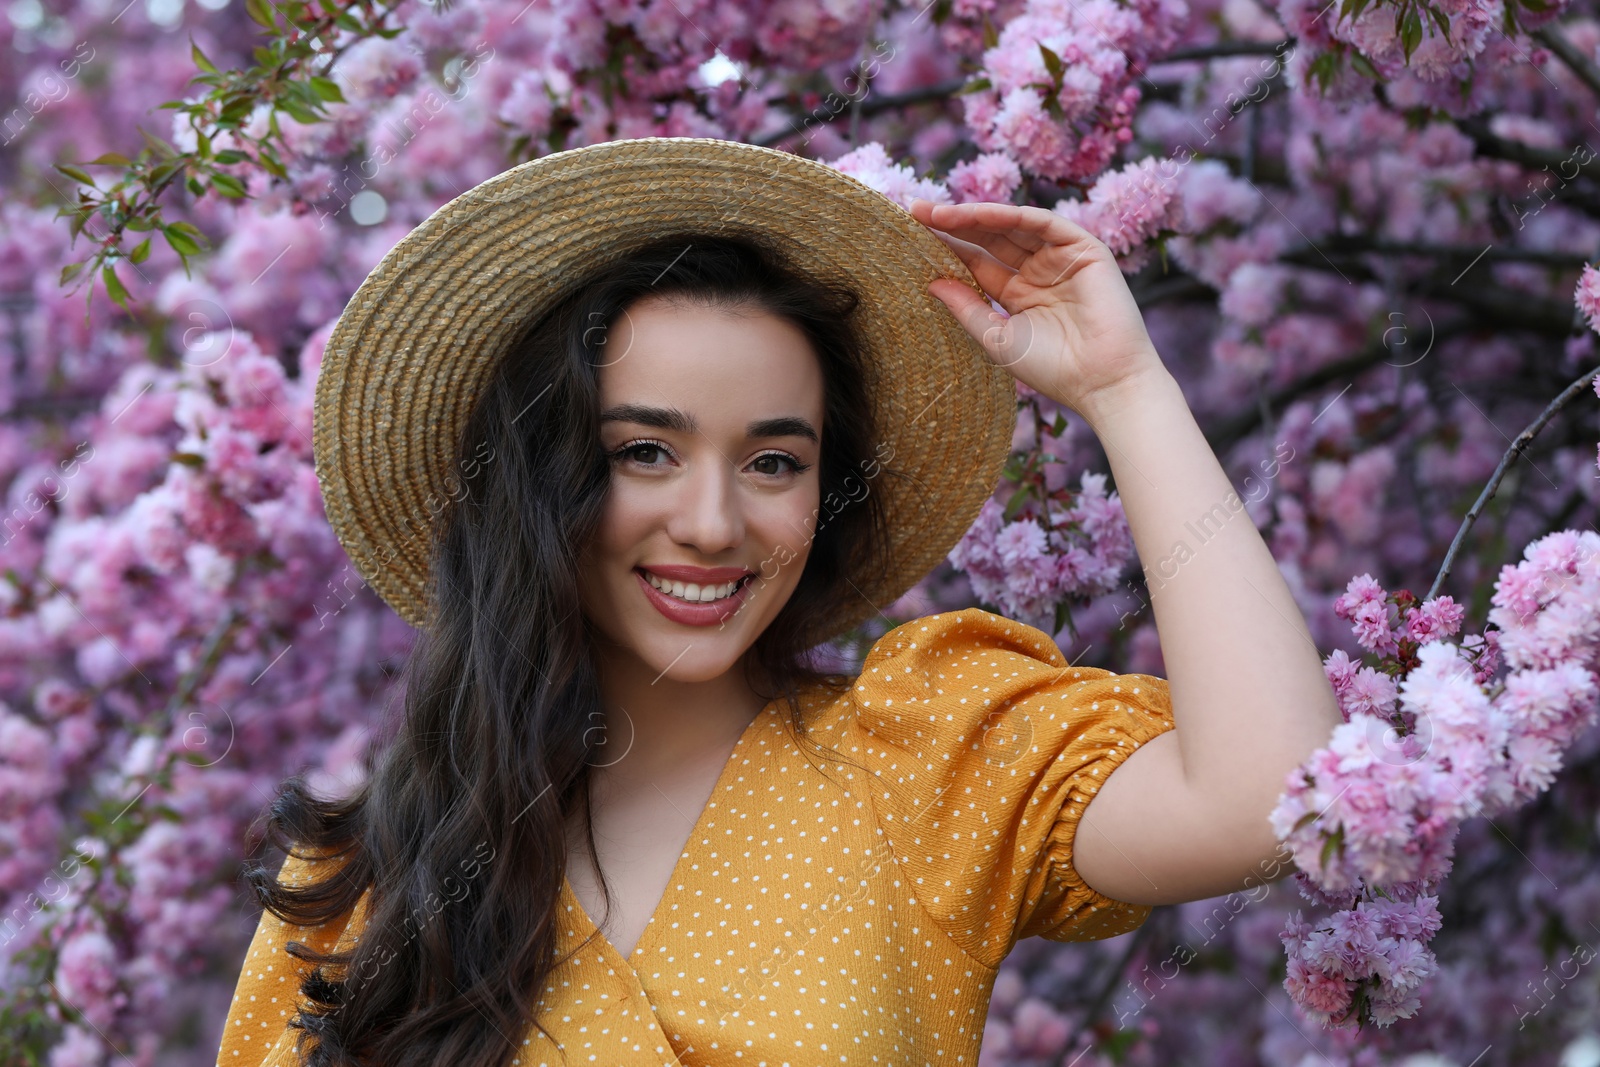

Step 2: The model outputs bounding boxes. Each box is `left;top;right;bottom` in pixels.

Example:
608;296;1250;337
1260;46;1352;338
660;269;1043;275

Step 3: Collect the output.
908;198;1168;421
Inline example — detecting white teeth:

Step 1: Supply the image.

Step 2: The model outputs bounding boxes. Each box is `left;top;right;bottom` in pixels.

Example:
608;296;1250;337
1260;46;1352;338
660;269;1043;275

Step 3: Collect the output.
643;571;742;602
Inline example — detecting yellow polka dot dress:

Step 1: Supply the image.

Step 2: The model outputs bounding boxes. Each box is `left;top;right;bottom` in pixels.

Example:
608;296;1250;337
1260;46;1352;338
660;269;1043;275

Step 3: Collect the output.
216;608;1176;1066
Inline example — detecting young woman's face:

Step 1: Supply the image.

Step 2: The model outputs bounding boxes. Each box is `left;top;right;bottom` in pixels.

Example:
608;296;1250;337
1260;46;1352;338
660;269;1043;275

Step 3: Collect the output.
577;294;826;684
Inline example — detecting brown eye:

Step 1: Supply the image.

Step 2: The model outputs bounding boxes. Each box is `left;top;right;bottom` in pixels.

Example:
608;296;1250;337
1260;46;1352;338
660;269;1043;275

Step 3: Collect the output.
750;452;810;477
606;440;674;467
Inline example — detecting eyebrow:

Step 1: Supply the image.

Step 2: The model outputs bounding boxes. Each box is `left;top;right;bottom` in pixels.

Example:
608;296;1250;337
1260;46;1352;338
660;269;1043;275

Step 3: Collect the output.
599;403;819;444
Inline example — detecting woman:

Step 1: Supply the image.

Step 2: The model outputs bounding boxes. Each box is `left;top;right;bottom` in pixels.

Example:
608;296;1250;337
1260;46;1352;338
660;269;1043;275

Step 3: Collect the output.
217;138;1341;1067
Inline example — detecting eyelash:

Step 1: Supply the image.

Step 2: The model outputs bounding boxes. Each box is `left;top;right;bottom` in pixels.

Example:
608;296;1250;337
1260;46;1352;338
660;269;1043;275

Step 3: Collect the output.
606;439;812;477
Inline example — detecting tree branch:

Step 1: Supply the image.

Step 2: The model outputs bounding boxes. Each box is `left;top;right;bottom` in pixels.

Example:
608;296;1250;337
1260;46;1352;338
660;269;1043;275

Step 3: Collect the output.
1062;916;1160;1053
1427;363;1600;601
1152;39;1294;63
1531;23;1600;100
1454;115;1600;182
1298;236;1593;270
754;78;967;148
1274;246;1578;335
1200;317;1477;454
1411;277;1579;336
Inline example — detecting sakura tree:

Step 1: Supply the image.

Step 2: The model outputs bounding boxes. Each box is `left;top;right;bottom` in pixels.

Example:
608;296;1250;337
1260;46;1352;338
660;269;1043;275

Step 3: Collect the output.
2;0;1599;1063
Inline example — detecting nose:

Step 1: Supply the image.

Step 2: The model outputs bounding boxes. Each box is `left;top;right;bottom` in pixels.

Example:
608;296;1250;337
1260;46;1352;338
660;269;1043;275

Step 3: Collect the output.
665;450;744;553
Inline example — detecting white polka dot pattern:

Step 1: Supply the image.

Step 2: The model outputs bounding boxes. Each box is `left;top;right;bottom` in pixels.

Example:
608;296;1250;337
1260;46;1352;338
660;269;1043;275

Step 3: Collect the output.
214;608;1176;1066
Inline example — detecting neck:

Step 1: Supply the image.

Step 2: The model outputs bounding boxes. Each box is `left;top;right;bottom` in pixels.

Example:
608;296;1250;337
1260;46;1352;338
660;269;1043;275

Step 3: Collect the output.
585;637;771;782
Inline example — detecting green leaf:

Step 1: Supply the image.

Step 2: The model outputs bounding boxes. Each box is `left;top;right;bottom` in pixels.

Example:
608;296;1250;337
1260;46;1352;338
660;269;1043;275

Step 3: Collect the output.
1307;50;1341;93
309;76;347;103
1001;484;1031;522
256;149;289;180
1098;1029;1142;1058
1038;43;1065;84
245;0;275;28
1349;50;1381;79
55;164;96;186
60;261;86;286
172;451;206;467
213;149;248;164
129;238;152;265
101;264;130;308
277;98;324;125
191;40;218;74
1052;599;1070;637
162;224;203;257
148;158;185;187
211;172;248;198
981;11;998;48
1319;825;1345;869
87;152;132;166
187;176;206;196
957;76;993;95
1399;7;1423;59
218;97;256;125
139;128;179;159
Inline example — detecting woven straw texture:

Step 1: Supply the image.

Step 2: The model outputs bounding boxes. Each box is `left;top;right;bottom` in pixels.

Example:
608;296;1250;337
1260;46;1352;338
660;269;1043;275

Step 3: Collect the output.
314;136;1018;641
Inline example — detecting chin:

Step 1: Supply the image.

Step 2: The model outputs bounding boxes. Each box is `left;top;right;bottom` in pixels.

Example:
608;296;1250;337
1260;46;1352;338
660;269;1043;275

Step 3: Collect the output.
638;636;750;683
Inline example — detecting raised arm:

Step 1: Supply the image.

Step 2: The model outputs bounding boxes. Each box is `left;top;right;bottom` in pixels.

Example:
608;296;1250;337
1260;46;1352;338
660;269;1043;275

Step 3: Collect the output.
909;197;1344;906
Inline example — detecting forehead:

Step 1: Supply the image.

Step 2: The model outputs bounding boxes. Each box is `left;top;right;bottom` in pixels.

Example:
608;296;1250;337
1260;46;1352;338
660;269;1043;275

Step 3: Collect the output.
597;297;825;417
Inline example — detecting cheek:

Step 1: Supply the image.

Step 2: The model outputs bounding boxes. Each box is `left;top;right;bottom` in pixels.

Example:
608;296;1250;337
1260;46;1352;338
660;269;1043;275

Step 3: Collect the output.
596;482;654;554
756;482;822;550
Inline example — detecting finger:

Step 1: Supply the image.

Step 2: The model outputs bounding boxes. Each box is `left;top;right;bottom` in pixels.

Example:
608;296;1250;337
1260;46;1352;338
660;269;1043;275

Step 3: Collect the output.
921;199;1099;255
928;227;1019;302
911;198;1038;269
927;276;1010;358
924;201;1112;294
937;226;1036;271
928;278;1041;372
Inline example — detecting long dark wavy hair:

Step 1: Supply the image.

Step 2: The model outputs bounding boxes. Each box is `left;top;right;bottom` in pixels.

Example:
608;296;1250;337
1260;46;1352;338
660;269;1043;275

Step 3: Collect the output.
244;231;900;1066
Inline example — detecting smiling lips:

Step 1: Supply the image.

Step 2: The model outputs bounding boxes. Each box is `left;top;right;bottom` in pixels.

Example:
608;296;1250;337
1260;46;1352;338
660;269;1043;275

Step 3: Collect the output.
634;565;756;626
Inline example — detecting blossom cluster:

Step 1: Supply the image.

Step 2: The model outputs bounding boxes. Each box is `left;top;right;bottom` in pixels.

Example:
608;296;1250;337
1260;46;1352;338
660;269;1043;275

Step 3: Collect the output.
961;0;1190;182
1269;538;1600;1026
3;0;1600;1059
949;474;1136;631
0;326;401;1063
1280;880;1445;1027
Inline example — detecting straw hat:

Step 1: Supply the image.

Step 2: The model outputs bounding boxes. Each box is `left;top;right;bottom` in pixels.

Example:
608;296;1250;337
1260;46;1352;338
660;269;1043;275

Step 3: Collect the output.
313;136;1018;641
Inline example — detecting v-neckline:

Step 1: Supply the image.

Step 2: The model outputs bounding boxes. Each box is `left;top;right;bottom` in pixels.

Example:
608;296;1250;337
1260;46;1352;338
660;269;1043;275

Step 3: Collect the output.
561;698;777;973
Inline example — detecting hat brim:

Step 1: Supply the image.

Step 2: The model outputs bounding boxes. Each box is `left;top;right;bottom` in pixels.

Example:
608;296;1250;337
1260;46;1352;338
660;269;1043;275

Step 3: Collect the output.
313;136;1017;640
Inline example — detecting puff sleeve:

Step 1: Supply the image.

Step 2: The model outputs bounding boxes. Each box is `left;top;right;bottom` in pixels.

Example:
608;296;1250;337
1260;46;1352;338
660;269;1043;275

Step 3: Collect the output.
215;851;369;1067
843;607;1176;970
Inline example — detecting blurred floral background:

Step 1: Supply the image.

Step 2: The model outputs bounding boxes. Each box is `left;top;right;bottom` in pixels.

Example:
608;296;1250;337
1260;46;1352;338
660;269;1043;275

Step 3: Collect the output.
3;0;1600;1061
